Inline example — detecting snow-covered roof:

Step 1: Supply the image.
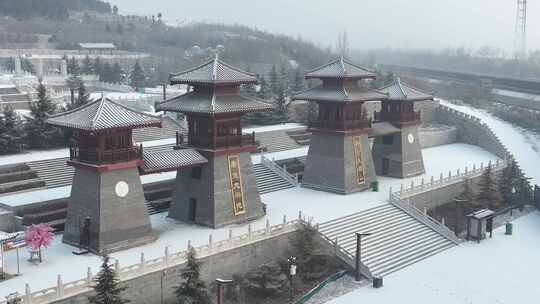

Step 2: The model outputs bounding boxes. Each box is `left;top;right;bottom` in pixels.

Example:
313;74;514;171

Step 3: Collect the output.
304;57;376;80
140;148;208;174
156;90;273;115
467;209;495;219
78;43;116;49
292;84;387;103
378;78;433;102
170;55;257;85
47;97;162;131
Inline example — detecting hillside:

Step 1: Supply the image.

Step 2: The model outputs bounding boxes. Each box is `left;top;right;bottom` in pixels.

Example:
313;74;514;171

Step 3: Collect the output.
0;0;112;19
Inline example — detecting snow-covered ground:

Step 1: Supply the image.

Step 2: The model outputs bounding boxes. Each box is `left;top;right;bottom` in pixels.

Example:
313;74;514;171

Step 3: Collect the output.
329;211;540;304
0;143;496;297
440;100;540;184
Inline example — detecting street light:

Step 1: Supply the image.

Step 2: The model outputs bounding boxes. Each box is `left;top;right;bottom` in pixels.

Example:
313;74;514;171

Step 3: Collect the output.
355;232;372;282
215;278;234;304
288;256;297;301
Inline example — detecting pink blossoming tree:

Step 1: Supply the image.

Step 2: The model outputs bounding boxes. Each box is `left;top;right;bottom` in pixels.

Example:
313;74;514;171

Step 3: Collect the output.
25;224;54;263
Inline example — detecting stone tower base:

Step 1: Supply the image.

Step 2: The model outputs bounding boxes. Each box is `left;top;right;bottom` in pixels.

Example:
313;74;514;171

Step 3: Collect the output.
302;131;377;194
372;125;425;178
63;165;154;254
169;151;264;228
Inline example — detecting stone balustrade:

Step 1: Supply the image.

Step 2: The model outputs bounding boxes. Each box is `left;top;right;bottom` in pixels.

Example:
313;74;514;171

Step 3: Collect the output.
6;216;301;304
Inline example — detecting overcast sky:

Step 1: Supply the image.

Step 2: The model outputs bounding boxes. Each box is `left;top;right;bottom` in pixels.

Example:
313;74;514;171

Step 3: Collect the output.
108;0;537;52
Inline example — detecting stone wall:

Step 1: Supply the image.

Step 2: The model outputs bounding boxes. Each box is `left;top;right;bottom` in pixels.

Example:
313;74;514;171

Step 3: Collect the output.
394;104;526;211
418;126;458;149
0;209;15;232
52;232;298;304
17;219;302;304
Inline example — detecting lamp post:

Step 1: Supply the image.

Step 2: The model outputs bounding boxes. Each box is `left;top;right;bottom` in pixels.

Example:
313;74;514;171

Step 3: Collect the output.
288;256;297;301
355;233;372;282
216;278;233;304
510;186;517;216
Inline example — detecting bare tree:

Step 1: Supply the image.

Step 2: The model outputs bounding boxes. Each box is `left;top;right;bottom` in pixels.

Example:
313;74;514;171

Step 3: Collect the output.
337;30;350;58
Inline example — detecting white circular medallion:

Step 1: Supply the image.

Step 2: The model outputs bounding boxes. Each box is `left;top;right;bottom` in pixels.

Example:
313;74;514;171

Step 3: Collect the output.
407;133;415;144
115;181;129;198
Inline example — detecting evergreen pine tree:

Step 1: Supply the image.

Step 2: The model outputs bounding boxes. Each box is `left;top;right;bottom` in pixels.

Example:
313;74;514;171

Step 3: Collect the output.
129;61;146;91
475;165;503;210
67;57;80;76
279;64;290;97
101;62;113;83
175;247;210;304
292;69;305;94
112;63;123;84
0;105;24;154
77;82;90;107
275;84;288;122
21;58;34;74
292;222;318;280
94;57;103;79
26;82;61;149
457;178;476;202
269;65;279;96
88;255;130;304
499;159;519;206
66;75;83;109
82;55;93;74
257;75;271;99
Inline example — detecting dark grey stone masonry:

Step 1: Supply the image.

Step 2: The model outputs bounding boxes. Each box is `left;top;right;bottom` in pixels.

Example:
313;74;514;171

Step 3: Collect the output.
372;125;425;178
302;132;377;194
64;167;154;253
169;151;264;228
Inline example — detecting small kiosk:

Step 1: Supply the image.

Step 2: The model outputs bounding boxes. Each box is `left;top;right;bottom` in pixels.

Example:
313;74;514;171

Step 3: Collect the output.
466;209;494;243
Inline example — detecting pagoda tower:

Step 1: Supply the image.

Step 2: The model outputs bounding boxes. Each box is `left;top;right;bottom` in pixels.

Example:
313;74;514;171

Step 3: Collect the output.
372;78;433;178
156;56;273;228
292;57;386;194
47;97;161;253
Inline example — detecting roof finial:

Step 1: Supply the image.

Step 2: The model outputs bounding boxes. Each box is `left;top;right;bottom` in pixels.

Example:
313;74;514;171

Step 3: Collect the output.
212;53;219;81
339;56;346;74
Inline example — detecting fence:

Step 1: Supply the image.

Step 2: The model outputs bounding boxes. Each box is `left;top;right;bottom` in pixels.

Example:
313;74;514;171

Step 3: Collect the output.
293;270;349;304
390;159;506;200
389;193;460;244
4;215;302;304
260;152;300;187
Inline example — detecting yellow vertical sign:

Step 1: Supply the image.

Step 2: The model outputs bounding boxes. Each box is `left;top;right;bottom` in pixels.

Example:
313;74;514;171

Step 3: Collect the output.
228;155;246;215
352;136;366;185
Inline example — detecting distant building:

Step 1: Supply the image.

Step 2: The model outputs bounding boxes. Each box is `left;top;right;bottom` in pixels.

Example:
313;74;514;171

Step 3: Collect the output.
0;85;33;111
78;43;116;55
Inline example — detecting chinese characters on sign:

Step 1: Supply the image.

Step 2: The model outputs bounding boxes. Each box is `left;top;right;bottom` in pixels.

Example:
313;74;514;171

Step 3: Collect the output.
352;136;366;185
228;155;246;215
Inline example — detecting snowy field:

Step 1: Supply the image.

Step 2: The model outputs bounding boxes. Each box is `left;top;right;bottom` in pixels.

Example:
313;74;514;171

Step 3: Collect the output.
329;211;540;304
0;143;497;297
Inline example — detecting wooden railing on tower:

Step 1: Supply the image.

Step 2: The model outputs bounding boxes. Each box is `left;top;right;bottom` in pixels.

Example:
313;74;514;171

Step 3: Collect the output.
177;131;256;149
308;118;372;131
69;145;143;164
374;111;421;124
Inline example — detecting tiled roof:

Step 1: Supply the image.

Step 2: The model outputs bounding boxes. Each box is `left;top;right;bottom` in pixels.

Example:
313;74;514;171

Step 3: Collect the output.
47;97;161;131
292;85;387;103
305;57;376;80
78;43;116;49
170;55;257;85
140;148;208;174
378;78;433;101
156;91;273;114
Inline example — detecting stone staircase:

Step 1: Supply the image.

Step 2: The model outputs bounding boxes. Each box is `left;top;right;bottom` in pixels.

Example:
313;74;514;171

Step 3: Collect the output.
253;163;296;194
256;128;304;153
317;204;456;277
0;163;45;194
26;158;74;189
